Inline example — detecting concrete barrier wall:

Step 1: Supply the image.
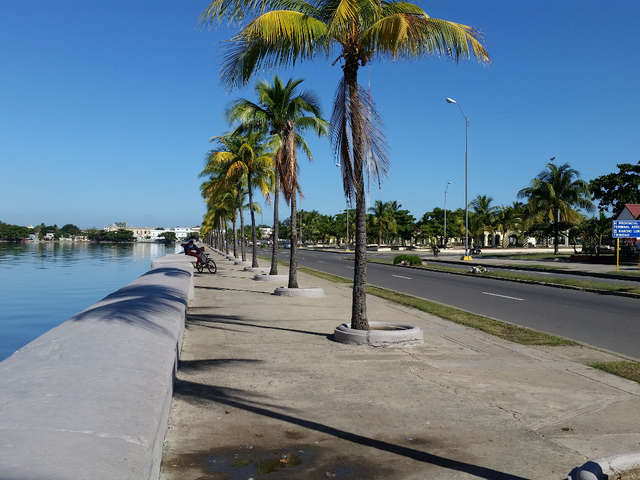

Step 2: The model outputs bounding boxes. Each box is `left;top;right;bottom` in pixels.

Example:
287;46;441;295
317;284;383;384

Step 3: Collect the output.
0;257;193;480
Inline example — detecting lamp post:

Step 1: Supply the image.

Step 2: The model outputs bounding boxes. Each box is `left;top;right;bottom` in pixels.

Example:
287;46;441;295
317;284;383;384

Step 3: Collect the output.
444;180;452;247
446;97;471;260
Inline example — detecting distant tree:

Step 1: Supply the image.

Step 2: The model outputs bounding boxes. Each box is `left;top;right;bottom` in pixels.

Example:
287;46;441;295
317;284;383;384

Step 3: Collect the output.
470;195;499;246
60;224;81;237
577;213;612;255
518;161;594;254
0;221;31;241
159;231;177;243
590;161;640;214
369;201;397;246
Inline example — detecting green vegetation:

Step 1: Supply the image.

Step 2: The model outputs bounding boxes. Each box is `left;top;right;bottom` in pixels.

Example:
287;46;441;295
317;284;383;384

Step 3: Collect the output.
0;221;32;241
590;361;640;384
481;252;572;261
393;254;422;266
590;161;640;213
518;161;594;255
85;228;134;243
607;270;640;277
419;263;640;295
159;231;177;243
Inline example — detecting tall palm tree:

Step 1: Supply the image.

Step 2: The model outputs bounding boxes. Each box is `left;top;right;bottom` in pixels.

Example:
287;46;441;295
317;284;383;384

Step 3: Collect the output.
202;0;489;329
470;195;499;247
368;200;396;246
518;161;594;254
202;131;274;266
228;76;327;286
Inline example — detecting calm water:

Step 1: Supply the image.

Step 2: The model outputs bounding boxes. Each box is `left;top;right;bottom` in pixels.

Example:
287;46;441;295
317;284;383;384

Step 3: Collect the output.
0;242;176;361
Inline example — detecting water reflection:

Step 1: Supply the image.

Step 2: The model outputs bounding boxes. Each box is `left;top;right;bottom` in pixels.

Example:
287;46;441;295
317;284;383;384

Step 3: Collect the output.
0;242;175;361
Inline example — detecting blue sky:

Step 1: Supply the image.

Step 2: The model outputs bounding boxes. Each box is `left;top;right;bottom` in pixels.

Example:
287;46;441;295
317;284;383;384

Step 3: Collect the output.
1;1;639;228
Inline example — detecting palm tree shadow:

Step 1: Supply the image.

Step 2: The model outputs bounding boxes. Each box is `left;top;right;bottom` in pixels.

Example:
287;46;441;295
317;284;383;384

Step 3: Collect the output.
187;313;330;338
175;379;529;480
195;285;273;295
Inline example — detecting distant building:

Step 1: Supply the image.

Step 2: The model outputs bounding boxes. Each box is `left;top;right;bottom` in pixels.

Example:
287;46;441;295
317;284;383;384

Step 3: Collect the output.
616;204;640;221
43;232;55;241
103;223;200;241
258;227;273;240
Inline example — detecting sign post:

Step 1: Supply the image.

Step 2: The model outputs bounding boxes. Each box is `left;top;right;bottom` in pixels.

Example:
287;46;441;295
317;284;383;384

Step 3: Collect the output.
612;220;640;271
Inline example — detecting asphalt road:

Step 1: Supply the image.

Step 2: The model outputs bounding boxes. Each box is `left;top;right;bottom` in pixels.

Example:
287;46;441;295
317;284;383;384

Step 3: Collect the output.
259;248;640;359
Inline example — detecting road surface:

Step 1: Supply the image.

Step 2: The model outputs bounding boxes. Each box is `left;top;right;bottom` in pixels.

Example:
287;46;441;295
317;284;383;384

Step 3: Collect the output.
258;248;640;359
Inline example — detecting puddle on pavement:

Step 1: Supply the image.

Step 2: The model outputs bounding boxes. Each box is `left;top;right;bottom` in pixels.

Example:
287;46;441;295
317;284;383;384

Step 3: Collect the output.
165;443;391;479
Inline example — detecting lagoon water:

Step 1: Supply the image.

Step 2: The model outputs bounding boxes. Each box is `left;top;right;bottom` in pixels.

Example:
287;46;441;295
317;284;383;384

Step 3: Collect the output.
0;242;175;361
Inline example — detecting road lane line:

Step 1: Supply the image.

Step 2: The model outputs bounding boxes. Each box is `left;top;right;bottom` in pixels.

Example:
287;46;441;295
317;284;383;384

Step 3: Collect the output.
392;274;413;280
481;291;524;301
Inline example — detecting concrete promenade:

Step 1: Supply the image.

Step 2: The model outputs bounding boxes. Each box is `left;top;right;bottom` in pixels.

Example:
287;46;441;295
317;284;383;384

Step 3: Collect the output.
161;251;640;479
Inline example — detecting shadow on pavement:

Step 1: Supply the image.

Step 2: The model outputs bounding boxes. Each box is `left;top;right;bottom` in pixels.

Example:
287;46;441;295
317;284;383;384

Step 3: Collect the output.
174;379;529;480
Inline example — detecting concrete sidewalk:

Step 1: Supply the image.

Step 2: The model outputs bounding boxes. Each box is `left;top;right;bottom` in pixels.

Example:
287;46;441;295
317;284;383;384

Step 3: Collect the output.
160;252;640;480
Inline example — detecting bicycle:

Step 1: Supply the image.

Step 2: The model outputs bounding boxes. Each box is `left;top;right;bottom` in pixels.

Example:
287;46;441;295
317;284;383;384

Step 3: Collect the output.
194;251;217;274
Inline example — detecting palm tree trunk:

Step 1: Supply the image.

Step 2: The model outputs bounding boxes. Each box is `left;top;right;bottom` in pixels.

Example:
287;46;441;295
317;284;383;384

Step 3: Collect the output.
270;173;280;275
288;193;299;288
554;208;560;255
345;62;368;330
239;207;246;261
232;216;238;258
248;177;258;268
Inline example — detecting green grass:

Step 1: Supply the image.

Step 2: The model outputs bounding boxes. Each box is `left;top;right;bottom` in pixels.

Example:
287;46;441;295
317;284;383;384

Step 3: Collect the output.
298;267;352;284
413;263;640;296
505;263;569;271
293;264;575;346
589;361;640;384
481;253;572;261
606;270;640;277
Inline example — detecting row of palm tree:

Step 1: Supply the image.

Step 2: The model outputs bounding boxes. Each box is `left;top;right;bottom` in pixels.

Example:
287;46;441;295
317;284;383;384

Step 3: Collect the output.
200;0;490;330
200;76;328;289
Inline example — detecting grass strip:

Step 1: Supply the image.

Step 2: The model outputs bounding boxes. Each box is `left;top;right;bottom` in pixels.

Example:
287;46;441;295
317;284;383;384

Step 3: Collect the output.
295;264;575;346
298;267;352;284
408;262;640;296
589;361;640;384
606;270;640;277
365;285;575;346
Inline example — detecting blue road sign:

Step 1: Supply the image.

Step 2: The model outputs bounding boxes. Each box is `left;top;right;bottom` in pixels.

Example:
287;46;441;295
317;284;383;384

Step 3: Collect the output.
613;220;640;238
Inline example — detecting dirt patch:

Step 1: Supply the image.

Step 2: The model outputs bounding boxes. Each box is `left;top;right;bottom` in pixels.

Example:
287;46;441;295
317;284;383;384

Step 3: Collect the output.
162;443;394;479
617;467;640;480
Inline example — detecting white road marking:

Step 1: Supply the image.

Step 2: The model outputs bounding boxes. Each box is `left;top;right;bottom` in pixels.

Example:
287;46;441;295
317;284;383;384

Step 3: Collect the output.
392;274;413;280
481;291;524;301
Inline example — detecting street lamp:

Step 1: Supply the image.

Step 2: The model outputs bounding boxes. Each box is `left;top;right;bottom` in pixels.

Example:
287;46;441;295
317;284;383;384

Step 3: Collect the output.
444;180;453;248
445;97;471;260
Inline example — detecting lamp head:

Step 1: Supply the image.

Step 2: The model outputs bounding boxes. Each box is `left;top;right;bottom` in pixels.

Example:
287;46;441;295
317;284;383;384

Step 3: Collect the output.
445;97;457;104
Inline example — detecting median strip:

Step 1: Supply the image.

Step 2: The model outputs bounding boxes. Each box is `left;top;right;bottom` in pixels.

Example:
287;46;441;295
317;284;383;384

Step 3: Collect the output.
370;260;640;298
294;264;574;347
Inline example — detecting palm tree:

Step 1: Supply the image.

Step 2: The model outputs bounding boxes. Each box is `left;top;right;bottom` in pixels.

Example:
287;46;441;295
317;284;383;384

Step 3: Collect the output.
228;76;327;286
518;161;594;254
202;0;489;329
470;195;498;247
202;131;274;266
369;200;397;246
495;204;521;248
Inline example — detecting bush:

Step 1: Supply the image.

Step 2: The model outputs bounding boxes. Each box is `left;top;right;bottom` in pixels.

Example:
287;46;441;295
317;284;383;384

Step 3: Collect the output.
393;254;422;266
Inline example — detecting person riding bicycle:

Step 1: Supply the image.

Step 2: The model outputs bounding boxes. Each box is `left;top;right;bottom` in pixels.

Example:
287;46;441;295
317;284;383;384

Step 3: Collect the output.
182;238;206;264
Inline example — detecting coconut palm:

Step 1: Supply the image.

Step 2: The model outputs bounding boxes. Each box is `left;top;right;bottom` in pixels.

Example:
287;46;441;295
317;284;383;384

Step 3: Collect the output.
470;195;498;247
202;0;489;329
518;161;594;254
369;200;397;246
228;76;327;286
202;131;274;266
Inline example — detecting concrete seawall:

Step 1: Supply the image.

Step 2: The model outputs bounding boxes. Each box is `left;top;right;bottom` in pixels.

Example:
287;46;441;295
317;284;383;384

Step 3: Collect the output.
0;255;193;480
